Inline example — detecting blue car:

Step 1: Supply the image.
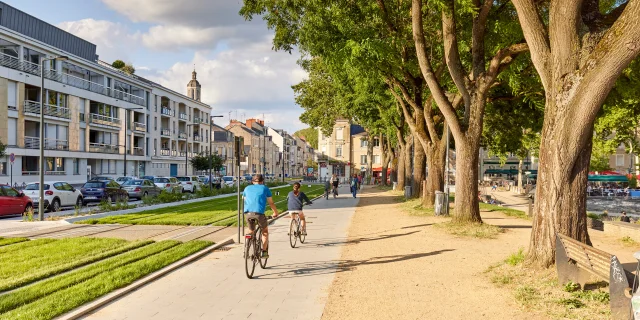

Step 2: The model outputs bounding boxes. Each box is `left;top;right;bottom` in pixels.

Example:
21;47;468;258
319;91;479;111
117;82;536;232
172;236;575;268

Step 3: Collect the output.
81;180;129;205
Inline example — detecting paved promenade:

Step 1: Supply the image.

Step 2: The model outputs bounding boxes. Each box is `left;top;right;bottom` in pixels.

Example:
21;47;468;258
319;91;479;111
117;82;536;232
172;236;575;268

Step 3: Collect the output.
83;186;358;320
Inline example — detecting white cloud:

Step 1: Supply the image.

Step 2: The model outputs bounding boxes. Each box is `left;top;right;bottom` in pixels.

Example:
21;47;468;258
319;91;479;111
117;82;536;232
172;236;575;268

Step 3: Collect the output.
57;19;140;62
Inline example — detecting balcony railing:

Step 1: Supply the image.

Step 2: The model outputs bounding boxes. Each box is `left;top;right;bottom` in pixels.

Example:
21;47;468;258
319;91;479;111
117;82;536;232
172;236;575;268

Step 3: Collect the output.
111;88;145;106
24;136;69;151
0;52;40;75
133;147;144;156
193;117;203;124
160;149;178;157
89;113;121;127
178;131;187;139
179;113;187;120
23;100;71;120
132;122;146;132
161;108;175;116
22;171;65;176
89;142;120;154
161;128;171;137
179;152;196;157
193;135;202;142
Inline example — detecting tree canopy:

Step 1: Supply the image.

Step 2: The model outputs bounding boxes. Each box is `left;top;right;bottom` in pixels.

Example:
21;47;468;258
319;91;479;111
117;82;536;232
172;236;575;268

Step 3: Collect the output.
293;128;318;149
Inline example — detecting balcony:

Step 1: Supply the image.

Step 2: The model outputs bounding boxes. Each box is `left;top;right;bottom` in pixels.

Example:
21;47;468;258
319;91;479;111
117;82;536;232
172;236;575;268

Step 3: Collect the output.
161;128;171;137
160;149;178;157
193;135;202;142
132;122;146;132
22;171;65;176
89;142;119;154
193;117;204;124
0;52;39;75
133;147;144;156
23;100;70;120
178;131;187;140
89;113;121;128
179;152;196;157
161;107;175;117
24;136;69;151
179;113;188;121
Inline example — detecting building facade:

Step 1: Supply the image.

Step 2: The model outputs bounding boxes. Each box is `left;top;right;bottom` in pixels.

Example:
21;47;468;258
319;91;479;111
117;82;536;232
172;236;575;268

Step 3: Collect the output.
0;2;212;185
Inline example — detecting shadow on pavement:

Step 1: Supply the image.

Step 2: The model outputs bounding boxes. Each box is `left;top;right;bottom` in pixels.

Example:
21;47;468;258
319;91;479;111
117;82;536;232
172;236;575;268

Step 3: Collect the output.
255;249;455;279
304;230;421;248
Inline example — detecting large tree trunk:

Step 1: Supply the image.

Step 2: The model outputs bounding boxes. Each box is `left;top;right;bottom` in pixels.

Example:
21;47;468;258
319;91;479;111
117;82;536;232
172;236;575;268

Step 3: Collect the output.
404;138;413;188
397;144;406;190
381;135;389;186
423;141;446;207
413;139;426;197
527;100;594;267
452;136;482;223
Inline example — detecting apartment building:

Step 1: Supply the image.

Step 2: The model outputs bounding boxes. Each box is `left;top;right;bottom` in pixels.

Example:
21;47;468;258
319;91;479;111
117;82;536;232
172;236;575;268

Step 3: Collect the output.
226;119;279;176
0;2;212;184
210;123;234;176
268;128;296;178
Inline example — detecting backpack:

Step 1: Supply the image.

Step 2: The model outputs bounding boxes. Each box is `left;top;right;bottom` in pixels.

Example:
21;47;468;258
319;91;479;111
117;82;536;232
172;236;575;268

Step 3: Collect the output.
350;179;357;187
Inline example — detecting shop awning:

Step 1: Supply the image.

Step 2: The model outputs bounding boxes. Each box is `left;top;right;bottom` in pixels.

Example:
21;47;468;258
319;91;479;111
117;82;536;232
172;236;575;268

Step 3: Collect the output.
484;169;519;175
588;175;628;182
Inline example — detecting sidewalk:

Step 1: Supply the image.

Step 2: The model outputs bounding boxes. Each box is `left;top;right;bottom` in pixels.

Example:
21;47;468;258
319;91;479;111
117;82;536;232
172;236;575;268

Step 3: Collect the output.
82;186;358;320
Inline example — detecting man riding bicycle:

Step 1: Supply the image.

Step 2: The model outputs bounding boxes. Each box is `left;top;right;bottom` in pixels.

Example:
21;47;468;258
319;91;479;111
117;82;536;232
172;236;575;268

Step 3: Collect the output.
287;182;312;235
243;174;279;258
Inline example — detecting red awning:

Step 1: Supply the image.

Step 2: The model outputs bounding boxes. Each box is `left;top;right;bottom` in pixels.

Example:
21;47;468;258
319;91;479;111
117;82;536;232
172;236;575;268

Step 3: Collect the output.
372;167;392;172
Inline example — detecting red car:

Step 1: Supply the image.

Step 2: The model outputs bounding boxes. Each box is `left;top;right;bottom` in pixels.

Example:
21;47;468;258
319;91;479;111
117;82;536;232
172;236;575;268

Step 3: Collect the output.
0;185;33;216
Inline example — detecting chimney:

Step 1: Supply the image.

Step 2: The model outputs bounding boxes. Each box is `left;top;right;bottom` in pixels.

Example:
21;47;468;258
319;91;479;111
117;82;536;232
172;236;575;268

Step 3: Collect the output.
246;118;256;129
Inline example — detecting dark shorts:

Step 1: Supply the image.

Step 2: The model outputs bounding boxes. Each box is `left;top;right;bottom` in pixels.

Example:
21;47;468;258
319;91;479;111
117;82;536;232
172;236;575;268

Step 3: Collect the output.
245;213;268;231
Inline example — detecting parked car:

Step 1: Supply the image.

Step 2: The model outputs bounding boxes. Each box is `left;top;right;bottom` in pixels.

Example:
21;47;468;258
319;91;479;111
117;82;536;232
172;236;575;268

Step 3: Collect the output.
0;185;32;216
121;179;162;200
115;176;137;185
81;180;129;205
153;177;183;193
90;176;113;182
140;176;157;181
23;181;83;211
176;176;202;193
222;176;235;187
197;175;208;183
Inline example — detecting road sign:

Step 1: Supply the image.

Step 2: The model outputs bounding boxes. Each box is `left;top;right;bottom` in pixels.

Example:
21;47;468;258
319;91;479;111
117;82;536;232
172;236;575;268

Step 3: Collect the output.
9;153;14;163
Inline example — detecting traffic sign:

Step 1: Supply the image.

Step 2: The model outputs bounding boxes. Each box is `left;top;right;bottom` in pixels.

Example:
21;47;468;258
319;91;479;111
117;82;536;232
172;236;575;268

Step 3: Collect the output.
9;153;15;164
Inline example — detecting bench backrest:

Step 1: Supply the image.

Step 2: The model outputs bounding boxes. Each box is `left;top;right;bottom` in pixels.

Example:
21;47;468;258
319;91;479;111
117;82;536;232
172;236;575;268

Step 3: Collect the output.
557;234;611;281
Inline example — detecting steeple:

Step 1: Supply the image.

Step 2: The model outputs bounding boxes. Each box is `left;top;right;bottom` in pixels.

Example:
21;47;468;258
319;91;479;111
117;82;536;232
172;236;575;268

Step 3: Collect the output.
187;65;201;101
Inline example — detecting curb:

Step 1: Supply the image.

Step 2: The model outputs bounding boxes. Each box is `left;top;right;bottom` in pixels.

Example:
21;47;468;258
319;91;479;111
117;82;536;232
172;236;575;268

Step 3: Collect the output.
57;237;236;320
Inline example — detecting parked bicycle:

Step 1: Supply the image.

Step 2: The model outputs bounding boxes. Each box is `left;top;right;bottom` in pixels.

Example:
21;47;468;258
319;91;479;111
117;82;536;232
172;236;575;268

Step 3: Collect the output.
244;217;269;279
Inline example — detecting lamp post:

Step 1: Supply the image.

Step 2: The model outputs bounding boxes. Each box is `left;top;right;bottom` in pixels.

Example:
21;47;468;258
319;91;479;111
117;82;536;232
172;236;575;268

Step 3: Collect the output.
209;115;224;189
39;55;68;221
123;107;144;177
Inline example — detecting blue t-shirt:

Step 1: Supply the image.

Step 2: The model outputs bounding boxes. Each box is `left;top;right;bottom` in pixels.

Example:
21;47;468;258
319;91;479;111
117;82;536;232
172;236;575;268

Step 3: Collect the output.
242;184;273;214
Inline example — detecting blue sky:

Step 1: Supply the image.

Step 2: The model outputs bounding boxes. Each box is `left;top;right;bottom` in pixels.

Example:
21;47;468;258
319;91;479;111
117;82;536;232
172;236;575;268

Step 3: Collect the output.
4;0;307;132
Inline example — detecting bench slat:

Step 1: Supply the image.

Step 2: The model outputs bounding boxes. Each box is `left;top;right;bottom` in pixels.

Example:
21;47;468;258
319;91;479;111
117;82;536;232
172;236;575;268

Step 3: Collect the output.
557;234;611;282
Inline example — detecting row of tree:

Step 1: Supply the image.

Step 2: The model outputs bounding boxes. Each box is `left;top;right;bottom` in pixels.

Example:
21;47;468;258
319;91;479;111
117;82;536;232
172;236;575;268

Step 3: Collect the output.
240;0;640;267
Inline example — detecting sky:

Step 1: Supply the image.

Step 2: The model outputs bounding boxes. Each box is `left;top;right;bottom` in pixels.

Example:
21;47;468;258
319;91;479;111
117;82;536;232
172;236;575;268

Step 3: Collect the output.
5;0;308;133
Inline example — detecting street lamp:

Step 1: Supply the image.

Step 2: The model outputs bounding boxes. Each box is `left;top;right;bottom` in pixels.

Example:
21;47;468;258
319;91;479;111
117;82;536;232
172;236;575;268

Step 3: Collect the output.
123;106;144;177
39;55;67;221
209;115;224;189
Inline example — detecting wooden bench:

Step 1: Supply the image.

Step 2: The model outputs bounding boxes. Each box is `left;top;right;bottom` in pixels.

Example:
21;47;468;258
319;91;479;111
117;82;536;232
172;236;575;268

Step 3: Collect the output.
556;234;634;319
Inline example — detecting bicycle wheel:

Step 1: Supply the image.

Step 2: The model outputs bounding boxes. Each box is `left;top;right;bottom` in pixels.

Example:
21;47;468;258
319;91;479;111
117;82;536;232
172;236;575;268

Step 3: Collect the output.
244;236;256;279
257;230;268;269
289;217;298;248
299;219;306;244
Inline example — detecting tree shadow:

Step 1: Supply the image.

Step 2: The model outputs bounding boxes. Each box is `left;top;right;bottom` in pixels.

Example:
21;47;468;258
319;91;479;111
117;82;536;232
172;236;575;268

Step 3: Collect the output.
254;249;455;279
497;225;532;229
305;230;421;247
401;223;434;229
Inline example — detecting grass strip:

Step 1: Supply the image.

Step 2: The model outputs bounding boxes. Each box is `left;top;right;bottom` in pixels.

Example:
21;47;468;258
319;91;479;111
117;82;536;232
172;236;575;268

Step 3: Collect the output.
0;238;28;247
0;239;146;292
479;203;530;219
0;241;212;320
0;240;174;314
0;239;55;255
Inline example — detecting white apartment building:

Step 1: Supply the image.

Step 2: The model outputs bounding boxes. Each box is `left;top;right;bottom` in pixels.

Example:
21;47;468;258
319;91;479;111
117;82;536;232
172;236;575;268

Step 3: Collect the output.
0;2;212;185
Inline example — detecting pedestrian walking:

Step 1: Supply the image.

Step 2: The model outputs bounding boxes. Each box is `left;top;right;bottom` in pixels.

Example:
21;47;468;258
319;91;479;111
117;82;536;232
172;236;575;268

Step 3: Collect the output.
350;174;359;198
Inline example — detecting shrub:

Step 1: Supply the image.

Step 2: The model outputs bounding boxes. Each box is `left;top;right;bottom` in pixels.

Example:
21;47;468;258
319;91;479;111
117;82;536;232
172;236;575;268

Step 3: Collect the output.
98;200;112;212
505;248;525;266
157;190;184;203
630;175;638;189
586;212;601;220
142;195;160;206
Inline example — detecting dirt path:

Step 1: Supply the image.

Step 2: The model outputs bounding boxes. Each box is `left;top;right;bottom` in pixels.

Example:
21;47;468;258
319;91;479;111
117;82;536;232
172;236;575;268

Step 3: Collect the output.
321;187;545;320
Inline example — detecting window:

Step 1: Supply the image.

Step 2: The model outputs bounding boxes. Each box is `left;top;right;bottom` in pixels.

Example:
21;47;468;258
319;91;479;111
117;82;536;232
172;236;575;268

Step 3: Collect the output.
336;127;343;139
361;155;368;164
360;139;368;147
616;154;625;166
79;113;85;122
336;146;343;157
0;161;6;175
154;117;157;130
373;155;381;164
2;186;18;197
373;138;380;147
73;158;80;175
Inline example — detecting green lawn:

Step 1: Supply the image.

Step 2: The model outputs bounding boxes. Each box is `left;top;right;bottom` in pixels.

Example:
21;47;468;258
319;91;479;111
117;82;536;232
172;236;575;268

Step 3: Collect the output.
79;185;326;226
479;202;530;219
0;239;211;320
0;238;28;247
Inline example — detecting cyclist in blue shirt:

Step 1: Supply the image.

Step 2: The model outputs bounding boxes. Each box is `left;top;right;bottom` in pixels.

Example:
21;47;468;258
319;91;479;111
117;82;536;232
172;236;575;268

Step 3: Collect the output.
243;174;279;258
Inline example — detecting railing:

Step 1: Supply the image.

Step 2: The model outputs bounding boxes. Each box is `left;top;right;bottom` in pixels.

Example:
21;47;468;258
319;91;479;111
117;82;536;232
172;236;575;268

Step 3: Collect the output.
193;117;203;124
161;149;171;156
133;147;144;156
161;108;175;116
24;136;69;151
161;128;171;136
178;132;187;139
0;52;41;75
89;113;121;127
193;135;201;142
43;69;106;95
23;100;71;120
89;142;119;154
179;113;187;120
22;171;65;176
132;122;146;132
111;88;145;106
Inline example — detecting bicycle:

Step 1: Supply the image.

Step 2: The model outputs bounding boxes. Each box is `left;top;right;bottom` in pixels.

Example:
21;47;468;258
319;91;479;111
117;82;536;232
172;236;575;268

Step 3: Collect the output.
289;212;306;248
244;218;269;279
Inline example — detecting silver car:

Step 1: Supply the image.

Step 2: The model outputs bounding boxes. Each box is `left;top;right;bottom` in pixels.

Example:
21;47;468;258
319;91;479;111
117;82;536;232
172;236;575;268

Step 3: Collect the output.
122;179;162;199
153;177;183;193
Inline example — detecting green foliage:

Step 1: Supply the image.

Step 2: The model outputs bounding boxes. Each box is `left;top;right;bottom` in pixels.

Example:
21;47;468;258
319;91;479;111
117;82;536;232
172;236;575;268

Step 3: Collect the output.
111;60;125;69
556;298;585;309
157;190;185;203
0;139;6;158
630;175;638;188
293;127;319;149
505;248;525;266
121;64;135;75
0;238;28;247
189;153;224;172
586;212;602;220
562;281;580;293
